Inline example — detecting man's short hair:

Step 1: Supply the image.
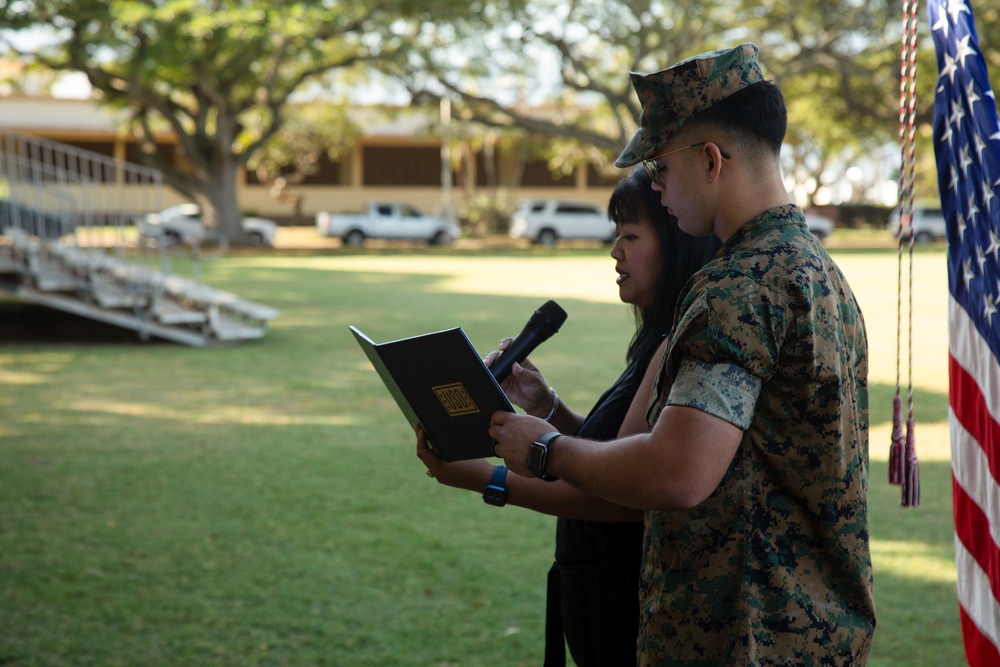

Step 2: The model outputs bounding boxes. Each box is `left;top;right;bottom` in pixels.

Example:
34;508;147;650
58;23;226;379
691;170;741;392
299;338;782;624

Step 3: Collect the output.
680;80;788;156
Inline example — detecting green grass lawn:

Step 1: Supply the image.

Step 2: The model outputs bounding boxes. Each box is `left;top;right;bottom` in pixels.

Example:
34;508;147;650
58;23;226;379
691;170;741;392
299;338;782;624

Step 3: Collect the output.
0;240;962;666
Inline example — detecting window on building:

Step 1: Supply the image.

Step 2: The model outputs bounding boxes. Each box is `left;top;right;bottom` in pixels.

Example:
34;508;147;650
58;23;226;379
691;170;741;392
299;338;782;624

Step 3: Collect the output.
364;146;441;186
124;142;176;172
475;152;501;187
587;163;622;187
520;159;574;188
245;153;343;186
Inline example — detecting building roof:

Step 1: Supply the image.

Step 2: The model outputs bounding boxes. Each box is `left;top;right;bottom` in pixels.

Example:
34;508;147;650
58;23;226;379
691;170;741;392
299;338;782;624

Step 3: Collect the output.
1;95;127;134
0;93;443;139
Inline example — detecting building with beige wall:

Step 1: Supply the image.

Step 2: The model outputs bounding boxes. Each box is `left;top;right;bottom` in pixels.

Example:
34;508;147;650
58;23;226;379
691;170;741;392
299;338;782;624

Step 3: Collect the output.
1;95;621;226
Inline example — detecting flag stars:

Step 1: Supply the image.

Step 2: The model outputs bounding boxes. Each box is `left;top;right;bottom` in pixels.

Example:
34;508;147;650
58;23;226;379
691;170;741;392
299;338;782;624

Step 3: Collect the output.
949;98;966;127
966;192;980;226
933;0;1000;344
939;120;954;147
984;178;998;210
964;257;977;286
984;292;998;322
987;229;1000;263
961;145;974;174
966;80;981;109
946;0;971;25
974;132;989;161
956;34;977;69
931;10;950;38
941;52;959;86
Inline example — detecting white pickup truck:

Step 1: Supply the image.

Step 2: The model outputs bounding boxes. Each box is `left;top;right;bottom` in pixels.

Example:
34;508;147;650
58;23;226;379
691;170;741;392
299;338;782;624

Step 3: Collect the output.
316;202;461;246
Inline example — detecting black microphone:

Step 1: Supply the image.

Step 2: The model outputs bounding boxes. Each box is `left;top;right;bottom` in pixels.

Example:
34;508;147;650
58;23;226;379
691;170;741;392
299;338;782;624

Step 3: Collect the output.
489;300;568;383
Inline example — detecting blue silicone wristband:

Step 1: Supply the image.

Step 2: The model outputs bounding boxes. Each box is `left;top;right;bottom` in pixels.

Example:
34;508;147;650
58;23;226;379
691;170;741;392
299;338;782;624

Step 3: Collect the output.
488;464;508;489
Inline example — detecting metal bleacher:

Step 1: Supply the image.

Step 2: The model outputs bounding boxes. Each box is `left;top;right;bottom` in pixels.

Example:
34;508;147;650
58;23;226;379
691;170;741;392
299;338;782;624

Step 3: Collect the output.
0;131;277;346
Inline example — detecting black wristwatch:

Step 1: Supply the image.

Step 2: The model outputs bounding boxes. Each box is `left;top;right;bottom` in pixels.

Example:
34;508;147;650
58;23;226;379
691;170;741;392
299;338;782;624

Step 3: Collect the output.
483;465;509;507
527;431;561;481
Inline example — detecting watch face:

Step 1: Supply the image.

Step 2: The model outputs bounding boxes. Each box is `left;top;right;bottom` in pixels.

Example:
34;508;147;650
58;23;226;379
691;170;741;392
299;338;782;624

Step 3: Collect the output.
527;442;546;473
483;486;506;507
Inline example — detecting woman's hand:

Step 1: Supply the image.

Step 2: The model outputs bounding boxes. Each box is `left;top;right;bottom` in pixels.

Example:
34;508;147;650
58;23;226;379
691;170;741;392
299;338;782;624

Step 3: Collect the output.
484;337;553;417
415;425;493;491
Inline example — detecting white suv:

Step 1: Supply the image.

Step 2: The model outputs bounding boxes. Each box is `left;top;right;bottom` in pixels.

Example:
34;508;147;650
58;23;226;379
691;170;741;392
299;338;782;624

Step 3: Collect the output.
139;203;278;247
888;207;948;243
509;199;615;246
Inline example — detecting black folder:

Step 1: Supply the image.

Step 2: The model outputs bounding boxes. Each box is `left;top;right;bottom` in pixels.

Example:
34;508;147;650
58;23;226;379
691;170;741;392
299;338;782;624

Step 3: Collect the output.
350;325;515;461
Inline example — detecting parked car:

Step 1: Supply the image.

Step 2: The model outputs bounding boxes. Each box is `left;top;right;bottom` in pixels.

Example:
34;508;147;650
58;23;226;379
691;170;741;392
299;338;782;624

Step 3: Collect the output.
888;206;948;243
316;201;460;246
804;212;835;240
509;199;615;246
138;203;277;247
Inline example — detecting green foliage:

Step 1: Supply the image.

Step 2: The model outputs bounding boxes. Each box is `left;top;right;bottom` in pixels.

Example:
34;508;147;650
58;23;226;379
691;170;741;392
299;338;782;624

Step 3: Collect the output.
0;0;510;240
244;102;360;184
0;244;965;666
4;1;997;213
398;0;999;204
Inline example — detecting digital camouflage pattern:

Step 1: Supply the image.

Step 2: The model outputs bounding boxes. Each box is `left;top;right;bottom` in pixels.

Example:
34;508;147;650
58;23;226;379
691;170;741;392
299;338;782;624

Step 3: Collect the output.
641;205;875;666
616;43;766;168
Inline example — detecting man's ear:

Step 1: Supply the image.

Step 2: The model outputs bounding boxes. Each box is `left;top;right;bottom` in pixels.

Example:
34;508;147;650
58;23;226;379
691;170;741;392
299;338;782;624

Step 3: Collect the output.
704;144;724;182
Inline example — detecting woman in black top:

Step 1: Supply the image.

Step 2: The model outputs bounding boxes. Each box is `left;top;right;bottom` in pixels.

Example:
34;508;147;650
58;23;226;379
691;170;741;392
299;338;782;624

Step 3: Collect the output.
417;168;720;665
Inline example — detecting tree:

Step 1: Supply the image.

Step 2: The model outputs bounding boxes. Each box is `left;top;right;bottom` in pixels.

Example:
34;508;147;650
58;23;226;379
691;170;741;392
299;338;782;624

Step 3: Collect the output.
393;0;996;206
0;0;497;244
244;101;360;225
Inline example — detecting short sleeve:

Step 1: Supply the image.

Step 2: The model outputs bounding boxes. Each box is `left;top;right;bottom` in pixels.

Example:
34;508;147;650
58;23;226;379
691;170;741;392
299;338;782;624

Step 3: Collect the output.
667;358;761;430
652;270;788;430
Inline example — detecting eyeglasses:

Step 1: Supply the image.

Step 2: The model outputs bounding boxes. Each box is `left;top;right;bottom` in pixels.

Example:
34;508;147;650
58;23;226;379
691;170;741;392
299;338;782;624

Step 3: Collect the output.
641;142;731;183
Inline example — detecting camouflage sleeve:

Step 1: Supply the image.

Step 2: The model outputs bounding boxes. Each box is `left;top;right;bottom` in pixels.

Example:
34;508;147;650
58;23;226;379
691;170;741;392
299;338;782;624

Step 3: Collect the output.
658;272;788;429
667;358;760;429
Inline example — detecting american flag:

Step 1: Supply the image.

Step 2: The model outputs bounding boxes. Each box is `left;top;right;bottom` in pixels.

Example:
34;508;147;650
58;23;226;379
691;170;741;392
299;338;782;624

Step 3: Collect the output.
929;0;1000;663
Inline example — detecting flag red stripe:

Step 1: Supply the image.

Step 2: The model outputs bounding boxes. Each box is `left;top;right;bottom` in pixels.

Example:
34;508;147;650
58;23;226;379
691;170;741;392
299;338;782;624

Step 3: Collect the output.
950;309;1000;663
953;474;1000;612
950;353;1000;488
931;0;1000;662
960;604;1000;667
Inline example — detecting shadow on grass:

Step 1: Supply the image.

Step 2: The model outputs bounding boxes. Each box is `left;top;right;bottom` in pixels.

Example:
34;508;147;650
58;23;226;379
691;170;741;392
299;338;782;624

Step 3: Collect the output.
867;457;964;665
0;302;169;345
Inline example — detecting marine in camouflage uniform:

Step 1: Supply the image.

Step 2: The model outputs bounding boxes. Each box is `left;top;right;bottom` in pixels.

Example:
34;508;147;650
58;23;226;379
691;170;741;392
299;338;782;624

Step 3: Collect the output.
488;42;876;665
619;44;875;664
639;204;874;664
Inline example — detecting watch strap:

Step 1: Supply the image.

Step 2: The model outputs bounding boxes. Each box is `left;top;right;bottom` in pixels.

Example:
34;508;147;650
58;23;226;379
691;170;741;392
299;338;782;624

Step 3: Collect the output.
535;431;562;447
530;431;561;481
488;464;508;488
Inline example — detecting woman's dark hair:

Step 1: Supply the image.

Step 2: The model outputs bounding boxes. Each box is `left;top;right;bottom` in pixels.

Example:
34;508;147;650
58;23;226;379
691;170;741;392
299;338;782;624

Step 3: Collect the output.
607;168;721;369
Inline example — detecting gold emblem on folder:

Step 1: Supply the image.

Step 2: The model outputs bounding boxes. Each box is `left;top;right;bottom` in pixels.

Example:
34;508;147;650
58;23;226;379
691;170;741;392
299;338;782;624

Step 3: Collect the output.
433;382;480;416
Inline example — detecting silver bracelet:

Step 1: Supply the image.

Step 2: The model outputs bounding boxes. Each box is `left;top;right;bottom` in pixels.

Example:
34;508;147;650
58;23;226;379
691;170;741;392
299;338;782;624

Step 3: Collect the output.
543;389;559;422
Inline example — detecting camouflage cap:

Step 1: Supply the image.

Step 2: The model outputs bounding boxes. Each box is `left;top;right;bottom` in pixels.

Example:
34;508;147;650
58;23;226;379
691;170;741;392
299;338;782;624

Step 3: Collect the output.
615;43;766;168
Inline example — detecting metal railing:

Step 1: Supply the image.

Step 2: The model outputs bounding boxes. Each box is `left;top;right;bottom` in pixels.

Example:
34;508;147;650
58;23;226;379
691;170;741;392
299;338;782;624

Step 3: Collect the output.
0;131;277;345
0;131;164;246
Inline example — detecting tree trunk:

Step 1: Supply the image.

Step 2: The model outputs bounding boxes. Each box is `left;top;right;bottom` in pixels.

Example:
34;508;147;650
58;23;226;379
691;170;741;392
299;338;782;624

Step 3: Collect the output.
195;119;250;247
